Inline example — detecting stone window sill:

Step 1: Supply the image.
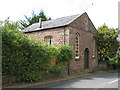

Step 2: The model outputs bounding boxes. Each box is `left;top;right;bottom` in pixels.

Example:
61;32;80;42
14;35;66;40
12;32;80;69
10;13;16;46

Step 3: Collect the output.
92;55;95;59
75;57;80;61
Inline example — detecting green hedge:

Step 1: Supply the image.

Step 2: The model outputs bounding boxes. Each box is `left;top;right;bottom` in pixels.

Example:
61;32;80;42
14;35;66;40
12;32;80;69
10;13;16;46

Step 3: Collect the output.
108;52;120;69
56;45;72;64
2;26;73;82
2;29;50;81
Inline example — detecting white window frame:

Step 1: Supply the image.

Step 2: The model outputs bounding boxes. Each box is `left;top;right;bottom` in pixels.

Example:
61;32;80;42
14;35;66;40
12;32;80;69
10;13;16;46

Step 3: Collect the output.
92;38;95;58
45;36;52;45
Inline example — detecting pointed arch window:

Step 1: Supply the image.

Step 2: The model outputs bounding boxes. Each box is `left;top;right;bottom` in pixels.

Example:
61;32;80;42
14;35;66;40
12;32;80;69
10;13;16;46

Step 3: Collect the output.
75;33;79;59
92;38;95;58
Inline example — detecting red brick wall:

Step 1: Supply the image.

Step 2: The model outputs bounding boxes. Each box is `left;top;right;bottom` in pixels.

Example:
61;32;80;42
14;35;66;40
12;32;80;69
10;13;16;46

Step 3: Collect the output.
67;13;98;74
68;26;98;74
69;13;97;35
25;27;65;46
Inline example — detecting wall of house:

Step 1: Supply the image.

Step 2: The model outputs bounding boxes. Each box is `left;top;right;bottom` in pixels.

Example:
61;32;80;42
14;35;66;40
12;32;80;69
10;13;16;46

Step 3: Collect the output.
25;13;98;74
25;27;66;46
69;12;97;36
66;13;98;74
25;27;70;73
67;26;98;74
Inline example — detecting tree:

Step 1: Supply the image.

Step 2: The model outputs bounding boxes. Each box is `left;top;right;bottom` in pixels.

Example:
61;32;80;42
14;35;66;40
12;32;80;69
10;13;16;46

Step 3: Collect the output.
2;17;20;30
0;21;3;30
96;23;119;63
19;10;51;29
0;20;2;25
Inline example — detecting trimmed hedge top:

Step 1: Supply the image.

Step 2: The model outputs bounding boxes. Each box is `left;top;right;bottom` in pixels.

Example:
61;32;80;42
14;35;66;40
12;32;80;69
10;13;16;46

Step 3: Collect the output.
2;20;73;82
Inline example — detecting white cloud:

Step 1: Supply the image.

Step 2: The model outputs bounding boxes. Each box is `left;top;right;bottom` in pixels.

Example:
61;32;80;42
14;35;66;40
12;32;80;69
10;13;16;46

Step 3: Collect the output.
87;0;119;28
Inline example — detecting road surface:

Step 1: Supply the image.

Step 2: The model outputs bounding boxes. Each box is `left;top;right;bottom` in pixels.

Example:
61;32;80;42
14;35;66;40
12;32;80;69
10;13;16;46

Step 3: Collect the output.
36;72;119;89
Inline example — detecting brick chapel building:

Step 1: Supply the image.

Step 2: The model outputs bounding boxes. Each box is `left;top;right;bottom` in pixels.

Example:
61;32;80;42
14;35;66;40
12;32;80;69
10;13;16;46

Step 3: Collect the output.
23;12;98;74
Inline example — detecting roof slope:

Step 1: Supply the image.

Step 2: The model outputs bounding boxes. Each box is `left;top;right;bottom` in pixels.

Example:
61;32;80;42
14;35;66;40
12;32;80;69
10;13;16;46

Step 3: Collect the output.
22;14;80;33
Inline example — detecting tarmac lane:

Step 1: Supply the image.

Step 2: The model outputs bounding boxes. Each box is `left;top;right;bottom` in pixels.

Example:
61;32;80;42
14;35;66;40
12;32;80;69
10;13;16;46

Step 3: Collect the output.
37;72;119;89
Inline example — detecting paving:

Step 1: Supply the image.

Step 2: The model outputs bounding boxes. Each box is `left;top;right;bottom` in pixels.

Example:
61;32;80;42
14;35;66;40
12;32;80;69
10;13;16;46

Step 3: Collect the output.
2;71;117;88
38;72;118;88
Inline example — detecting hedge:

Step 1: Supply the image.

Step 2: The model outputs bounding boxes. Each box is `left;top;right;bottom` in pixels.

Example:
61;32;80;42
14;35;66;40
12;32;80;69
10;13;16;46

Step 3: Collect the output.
2;27;73;82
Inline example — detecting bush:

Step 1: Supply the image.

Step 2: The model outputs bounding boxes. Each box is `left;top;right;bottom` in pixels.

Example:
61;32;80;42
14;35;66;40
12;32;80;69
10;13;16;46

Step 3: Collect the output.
49;64;64;74
2;29;42;81
56;45;73;65
2;29;58;81
2;19;73;82
108;52;120;69
2;29;73;82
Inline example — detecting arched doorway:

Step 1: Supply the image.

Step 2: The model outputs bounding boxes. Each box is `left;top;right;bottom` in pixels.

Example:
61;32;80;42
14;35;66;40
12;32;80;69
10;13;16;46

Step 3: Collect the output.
84;48;89;69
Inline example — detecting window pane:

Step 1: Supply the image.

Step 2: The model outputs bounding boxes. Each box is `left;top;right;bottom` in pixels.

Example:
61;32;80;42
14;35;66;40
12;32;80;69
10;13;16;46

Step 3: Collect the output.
92;39;95;57
75;33;79;58
45;36;52;45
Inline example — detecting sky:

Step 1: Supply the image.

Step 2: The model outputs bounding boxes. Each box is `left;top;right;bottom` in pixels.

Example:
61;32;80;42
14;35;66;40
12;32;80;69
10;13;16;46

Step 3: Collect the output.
0;0;119;29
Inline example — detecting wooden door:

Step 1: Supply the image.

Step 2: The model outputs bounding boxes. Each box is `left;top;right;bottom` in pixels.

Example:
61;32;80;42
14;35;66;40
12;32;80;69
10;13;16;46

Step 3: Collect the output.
84;48;89;69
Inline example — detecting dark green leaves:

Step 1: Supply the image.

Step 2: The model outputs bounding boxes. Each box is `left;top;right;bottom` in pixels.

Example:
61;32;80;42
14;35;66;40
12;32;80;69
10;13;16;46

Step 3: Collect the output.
57;45;73;64
2;19;73;82
19;10;51;28
96;23;119;63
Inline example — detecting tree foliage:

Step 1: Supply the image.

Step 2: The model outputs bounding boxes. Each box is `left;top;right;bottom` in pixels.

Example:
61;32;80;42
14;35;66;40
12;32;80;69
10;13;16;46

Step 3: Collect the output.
2;19;73;82
57;45;73;64
108;52;120;65
19;10;51;28
0;20;2;26
2;17;20;30
96;23;119;63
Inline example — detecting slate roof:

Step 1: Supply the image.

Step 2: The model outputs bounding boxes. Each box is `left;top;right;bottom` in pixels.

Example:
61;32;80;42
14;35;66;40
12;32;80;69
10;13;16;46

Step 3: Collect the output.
22;14;81;33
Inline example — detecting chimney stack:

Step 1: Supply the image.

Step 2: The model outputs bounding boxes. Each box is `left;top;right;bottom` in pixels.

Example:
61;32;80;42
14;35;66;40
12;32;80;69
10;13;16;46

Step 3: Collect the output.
39;18;42;28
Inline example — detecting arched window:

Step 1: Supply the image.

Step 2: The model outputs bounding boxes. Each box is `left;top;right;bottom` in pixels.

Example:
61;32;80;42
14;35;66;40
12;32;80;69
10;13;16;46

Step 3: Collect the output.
45;36;52;45
75;33;79;59
92;38;95;57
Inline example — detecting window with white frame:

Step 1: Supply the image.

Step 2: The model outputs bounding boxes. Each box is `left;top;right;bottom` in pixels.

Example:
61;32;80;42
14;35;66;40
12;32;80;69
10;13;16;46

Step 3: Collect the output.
75;33;79;59
45;36;52;45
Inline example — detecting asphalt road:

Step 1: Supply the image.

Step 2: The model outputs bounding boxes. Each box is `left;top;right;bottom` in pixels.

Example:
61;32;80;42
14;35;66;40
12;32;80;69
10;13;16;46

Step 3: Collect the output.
37;72;119;89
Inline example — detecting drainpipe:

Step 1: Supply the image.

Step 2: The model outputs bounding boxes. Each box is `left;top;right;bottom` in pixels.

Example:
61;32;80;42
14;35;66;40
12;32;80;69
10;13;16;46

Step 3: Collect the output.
63;27;69;75
68;60;70;75
63;27;70;75
63;27;65;45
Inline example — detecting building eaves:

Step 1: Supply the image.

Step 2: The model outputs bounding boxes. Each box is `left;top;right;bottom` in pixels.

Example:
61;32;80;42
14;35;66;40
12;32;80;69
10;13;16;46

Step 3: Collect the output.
22;14;81;33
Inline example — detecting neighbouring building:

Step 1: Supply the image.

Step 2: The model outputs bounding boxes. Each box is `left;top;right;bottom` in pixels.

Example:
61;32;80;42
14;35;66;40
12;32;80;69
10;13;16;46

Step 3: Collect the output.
22;12;98;74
